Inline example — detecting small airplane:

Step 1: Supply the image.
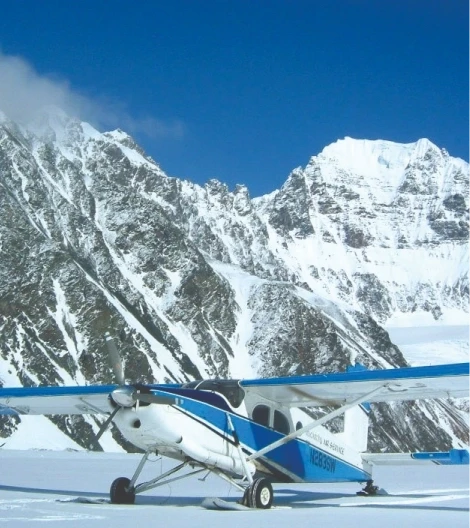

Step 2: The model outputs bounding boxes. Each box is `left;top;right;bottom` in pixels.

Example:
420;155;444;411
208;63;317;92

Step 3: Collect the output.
0;334;468;509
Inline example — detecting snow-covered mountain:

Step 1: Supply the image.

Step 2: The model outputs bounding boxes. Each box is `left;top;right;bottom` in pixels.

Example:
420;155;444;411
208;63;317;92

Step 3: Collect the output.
0;107;468;451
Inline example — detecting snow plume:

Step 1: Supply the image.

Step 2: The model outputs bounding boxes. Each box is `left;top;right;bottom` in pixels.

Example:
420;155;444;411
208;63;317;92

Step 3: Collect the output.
0;50;92;125
0;50;185;138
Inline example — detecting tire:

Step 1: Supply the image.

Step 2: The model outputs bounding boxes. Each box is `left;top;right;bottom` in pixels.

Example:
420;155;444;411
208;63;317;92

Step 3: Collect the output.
110;477;136;504
248;477;273;509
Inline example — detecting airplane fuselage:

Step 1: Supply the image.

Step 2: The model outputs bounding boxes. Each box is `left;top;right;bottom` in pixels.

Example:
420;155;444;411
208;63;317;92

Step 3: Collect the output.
112;386;371;484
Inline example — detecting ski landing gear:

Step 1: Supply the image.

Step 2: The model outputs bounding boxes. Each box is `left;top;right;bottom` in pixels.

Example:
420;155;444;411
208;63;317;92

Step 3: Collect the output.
357;479;379;496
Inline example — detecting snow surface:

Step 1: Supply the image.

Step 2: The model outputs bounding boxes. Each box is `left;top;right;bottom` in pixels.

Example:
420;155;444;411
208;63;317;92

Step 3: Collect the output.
386;323;469;367
0;450;468;527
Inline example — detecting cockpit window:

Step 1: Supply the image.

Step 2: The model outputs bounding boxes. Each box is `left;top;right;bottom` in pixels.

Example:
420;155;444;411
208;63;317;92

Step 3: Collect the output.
182;379;245;408
274;410;290;434
252;405;270;427
183;380;201;389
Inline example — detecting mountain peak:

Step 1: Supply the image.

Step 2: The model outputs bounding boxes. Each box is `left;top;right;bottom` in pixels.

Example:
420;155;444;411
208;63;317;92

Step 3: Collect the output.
317;137;418;170
413;137;441;157
19;105;100;146
316;136;448;170
26;105;71;132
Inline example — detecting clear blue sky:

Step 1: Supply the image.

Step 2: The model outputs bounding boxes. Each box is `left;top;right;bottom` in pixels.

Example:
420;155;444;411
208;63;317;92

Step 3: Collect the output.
0;0;468;196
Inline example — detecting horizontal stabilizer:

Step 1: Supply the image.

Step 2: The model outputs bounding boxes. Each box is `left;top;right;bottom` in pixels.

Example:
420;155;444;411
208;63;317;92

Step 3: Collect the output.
362;448;469;466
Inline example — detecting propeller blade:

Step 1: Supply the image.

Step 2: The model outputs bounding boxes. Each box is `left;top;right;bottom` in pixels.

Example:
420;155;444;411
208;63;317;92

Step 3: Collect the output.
105;333;125;385
95;406;121;442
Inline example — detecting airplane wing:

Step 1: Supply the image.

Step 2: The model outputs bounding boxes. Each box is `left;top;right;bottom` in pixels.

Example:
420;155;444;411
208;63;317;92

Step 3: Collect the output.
0;383;183;416
240;362;469;407
0;385;117;415
1;363;468;414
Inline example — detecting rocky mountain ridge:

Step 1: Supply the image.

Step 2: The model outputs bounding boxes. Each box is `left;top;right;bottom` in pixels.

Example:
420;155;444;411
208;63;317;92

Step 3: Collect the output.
0;108;468;451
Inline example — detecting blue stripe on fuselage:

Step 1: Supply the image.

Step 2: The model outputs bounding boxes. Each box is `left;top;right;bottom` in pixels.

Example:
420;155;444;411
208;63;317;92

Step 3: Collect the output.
154;388;369;483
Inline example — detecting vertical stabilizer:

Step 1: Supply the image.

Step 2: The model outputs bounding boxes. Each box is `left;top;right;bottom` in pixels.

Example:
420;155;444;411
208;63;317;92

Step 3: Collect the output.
342;403;370;452
340;363;371;452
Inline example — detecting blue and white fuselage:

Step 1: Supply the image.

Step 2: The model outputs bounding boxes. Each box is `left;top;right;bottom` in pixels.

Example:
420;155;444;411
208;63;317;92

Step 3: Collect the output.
113;383;371;484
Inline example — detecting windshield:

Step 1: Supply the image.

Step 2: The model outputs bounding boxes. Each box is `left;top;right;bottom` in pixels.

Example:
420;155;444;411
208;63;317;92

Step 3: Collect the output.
182;379;245;408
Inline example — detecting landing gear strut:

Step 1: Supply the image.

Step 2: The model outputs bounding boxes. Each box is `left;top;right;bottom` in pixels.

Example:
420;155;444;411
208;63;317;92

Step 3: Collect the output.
109;450;207;505
108;446;275;509
226;414;274;509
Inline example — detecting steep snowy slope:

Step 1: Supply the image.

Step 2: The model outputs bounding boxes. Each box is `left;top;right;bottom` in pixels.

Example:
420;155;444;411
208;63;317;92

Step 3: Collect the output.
0;108;468;451
254;137;468;322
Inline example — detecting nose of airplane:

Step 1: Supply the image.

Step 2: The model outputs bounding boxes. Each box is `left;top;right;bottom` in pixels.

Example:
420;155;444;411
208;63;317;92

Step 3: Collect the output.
110;386;136;407
115;404;183;448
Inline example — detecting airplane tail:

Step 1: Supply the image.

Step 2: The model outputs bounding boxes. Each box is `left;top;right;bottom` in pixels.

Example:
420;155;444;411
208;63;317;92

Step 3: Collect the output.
339;364;371;452
340;402;371;452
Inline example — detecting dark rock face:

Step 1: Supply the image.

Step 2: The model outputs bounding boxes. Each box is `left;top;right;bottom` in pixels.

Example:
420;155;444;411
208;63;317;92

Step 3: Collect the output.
443;194;467;215
354;274;393;320
268;170;315;238
0;112;468;452
368;399;468;453
343;225;371;248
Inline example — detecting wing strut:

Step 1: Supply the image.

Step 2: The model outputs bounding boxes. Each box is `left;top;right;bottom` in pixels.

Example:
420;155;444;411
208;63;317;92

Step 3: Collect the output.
227;414;254;484
246;384;386;462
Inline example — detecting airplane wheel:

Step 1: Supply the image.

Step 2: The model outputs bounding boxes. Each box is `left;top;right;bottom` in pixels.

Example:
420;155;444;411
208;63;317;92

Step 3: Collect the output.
110;477;135;504
248;477;273;509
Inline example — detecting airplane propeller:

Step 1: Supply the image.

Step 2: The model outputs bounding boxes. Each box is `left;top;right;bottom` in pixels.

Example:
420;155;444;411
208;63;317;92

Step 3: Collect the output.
94;406;121;444
110;385;176;407
92;333;176;447
105;333;125;386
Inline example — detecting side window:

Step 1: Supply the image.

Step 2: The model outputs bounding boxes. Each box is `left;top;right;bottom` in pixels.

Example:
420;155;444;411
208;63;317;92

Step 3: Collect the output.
274;410;290;435
252;405;270;427
296;421;303;431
